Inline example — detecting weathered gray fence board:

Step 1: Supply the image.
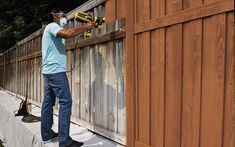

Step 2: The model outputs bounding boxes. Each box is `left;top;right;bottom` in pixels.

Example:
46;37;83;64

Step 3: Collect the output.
92;44;105;127
71;49;81;118
116;39;125;135
80;47;91;122
38;58;42;103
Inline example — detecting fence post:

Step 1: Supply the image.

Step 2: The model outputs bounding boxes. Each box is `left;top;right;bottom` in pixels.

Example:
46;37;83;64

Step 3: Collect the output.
16;44;19;94
3;51;5;89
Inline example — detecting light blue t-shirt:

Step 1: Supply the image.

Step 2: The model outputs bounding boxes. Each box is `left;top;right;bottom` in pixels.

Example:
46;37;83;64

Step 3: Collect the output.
42;22;66;74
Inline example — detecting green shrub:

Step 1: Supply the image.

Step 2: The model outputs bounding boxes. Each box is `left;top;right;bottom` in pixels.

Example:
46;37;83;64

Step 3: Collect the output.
0;139;4;147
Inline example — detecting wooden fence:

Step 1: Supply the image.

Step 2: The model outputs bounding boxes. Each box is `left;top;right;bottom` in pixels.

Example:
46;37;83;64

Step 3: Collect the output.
1;0;234;147
0;0;126;145
125;0;234;147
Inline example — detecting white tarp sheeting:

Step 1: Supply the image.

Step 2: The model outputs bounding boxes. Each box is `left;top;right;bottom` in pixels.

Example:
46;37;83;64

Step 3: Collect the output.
0;90;121;147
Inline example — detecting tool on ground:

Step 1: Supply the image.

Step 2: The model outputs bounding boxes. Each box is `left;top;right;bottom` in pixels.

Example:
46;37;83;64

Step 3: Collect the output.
14;94;29;116
74;11;106;37
14;94;41;123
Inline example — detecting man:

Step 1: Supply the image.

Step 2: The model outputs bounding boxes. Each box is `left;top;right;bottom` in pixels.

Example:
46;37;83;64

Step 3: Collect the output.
41;8;95;147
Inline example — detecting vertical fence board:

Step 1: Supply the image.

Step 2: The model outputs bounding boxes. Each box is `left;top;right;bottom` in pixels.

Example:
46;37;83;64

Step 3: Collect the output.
136;0;151;145
71;49;81;118
165;24;183;147
104;20;118;132
90;46;96;125
94;44;105;127
80;47;91;121
200;14;226;147
90;5;104;127
116;0;126;19
150;0;165;146
165;0;183;147
116;19;125;136
181;19;202;147
105;0;116;22
106;39;118;132
181;1;202;147
40;57;44;103
223;12;234;147
34;57;37;101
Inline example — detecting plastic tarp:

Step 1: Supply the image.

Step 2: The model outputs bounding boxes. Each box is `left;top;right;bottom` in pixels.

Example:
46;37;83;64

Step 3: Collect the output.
0;90;121;147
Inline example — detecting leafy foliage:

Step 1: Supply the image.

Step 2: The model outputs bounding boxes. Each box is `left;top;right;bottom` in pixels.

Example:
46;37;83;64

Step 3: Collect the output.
0;0;88;53
0;139;3;147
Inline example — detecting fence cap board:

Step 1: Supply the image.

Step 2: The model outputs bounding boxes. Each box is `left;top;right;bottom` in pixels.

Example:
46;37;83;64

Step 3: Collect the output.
17;28;44;46
67;0;106;20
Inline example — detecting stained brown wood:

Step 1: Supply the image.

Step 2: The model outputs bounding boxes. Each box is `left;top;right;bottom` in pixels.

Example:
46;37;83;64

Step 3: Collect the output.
136;0;151;145
135;141;151;147
223;12;234;147
125;0;234;147
200;14;226;147
116;0;126;19
181;1;202;147
125;0;135;146
105;0;116;22
164;0;183;147
150;0;165;146
181;19;202;147
165;24;183;147
134;0;234;33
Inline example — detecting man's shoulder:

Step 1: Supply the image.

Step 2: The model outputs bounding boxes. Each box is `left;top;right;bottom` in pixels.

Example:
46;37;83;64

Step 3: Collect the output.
44;22;62;37
46;22;60;29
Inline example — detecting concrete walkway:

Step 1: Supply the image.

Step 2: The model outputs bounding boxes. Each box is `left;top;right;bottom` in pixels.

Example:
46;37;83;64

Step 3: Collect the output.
0;90;123;147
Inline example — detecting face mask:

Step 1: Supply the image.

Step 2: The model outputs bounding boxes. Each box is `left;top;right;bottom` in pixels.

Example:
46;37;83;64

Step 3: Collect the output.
59;17;67;27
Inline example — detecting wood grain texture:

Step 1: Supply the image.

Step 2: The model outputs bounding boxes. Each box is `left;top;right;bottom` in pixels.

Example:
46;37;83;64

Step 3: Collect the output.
181;1;202;147
116;19;125;136
165;0;183;147
134;0;234;33
125;0;135;146
136;0;151;145
200;13;226;147
181;19;202;147
223;12;234;147
116;38;125;135
80;47;91;122
150;0;165;146
165;24;182;147
116;0;126;19
105;0;116;22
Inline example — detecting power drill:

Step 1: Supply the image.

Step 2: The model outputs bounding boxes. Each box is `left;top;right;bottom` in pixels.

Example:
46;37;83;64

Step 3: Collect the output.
74;11;106;37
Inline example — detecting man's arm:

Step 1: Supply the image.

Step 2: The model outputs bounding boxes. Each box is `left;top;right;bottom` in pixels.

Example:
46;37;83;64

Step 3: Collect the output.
57;22;95;39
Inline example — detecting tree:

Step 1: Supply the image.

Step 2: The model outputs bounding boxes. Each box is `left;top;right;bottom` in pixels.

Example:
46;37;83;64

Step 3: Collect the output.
0;0;88;53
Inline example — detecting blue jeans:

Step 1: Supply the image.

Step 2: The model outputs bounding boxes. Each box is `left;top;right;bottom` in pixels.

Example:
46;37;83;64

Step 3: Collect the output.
41;72;73;147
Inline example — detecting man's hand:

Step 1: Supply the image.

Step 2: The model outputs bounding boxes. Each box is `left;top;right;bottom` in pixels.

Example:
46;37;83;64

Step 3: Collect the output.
84;21;96;30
